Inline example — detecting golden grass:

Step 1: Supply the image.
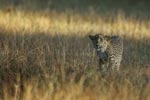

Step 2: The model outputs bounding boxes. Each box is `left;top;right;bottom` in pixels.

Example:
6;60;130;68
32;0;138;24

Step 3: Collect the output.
0;9;150;100
2;79;150;100
0;10;150;38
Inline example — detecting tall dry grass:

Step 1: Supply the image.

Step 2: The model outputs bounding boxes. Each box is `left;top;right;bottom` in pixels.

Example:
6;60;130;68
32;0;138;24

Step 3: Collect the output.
0;10;150;38
0;9;150;100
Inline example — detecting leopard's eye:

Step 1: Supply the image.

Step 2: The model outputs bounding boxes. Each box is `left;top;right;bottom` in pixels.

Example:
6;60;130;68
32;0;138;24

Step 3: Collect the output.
100;38;103;41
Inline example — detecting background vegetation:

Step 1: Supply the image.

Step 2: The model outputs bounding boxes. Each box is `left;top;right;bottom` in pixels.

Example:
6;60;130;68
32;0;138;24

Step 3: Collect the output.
0;0;150;100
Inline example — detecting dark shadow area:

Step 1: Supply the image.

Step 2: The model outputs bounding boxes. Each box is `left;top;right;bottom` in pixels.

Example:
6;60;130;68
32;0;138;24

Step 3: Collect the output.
0;0;150;19
0;31;149;98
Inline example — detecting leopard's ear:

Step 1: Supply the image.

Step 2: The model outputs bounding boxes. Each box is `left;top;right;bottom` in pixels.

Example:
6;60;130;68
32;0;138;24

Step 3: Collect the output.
89;35;95;40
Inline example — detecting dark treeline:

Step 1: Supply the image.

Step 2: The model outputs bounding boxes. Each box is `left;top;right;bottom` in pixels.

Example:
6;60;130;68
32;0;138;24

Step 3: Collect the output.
0;0;150;17
0;0;150;8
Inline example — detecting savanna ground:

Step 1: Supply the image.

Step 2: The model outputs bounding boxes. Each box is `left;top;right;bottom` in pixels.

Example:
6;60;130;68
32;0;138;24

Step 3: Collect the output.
0;0;150;100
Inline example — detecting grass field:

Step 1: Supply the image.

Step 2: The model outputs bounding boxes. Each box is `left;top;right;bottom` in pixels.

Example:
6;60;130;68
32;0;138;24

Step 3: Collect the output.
0;0;150;100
